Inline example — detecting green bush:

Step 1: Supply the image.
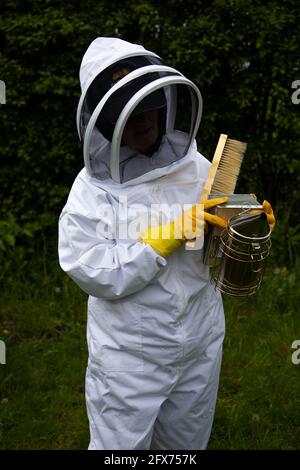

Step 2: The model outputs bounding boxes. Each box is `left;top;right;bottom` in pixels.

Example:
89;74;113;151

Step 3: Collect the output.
1;0;299;260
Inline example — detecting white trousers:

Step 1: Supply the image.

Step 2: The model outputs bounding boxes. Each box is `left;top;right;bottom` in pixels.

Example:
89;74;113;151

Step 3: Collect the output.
86;335;223;450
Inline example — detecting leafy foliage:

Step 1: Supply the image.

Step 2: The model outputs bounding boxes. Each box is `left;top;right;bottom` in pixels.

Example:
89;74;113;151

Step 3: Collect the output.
0;0;299;260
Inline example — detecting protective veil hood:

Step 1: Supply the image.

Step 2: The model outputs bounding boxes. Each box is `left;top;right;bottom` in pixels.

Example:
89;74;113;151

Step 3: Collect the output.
77;37;203;184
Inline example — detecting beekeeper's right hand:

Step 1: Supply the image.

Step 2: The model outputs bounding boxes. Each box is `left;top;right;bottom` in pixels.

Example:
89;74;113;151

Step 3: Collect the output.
250;196;276;232
140;197;228;258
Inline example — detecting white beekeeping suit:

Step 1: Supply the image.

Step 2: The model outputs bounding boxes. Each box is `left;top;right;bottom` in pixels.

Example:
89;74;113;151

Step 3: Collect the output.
58;37;225;450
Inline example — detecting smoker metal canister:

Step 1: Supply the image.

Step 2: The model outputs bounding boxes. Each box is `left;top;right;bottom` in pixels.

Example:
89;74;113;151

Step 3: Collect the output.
215;212;272;297
203;194;263;266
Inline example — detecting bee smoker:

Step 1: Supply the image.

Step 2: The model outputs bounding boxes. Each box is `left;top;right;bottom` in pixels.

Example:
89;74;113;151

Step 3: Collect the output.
214;211;272;296
203;194;272;297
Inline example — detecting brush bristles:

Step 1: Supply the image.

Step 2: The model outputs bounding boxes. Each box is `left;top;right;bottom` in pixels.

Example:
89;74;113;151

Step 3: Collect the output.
211;138;247;194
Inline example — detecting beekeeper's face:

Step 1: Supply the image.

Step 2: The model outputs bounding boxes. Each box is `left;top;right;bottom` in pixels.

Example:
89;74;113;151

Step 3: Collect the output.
122;108;159;154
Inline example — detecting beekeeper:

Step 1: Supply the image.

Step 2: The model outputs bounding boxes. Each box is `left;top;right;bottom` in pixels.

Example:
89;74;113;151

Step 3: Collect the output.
58;37;274;450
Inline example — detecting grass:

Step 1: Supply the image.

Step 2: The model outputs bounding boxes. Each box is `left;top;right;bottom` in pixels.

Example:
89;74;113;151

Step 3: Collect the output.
0;260;89;449
209;262;300;449
0;252;299;449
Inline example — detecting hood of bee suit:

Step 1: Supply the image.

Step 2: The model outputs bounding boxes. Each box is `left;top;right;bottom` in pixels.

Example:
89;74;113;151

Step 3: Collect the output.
77;37;203;184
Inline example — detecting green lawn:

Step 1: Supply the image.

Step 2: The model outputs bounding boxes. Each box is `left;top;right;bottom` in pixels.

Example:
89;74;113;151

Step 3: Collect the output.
209;264;300;449
0;257;299;449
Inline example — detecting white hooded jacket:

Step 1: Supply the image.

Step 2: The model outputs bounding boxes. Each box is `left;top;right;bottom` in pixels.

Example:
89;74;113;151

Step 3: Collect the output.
58;38;225;450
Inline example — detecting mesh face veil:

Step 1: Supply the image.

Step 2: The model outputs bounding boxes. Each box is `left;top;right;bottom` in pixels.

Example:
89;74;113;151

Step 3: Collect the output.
77;41;203;183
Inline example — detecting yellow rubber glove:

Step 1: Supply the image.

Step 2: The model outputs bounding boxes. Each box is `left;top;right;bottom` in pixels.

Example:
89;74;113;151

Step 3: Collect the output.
140;197;229;257
250;196;276;232
262;200;276;231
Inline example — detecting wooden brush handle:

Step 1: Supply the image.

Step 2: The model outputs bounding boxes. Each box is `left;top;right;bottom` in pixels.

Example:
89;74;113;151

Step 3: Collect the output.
200;134;228;202
185;134;228;249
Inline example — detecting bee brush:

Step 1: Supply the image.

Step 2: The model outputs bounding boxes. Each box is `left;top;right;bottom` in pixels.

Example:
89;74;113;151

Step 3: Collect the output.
200;134;247;202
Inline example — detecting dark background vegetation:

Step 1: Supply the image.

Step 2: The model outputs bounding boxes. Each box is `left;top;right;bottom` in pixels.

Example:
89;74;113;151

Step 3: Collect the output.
0;0;299;449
